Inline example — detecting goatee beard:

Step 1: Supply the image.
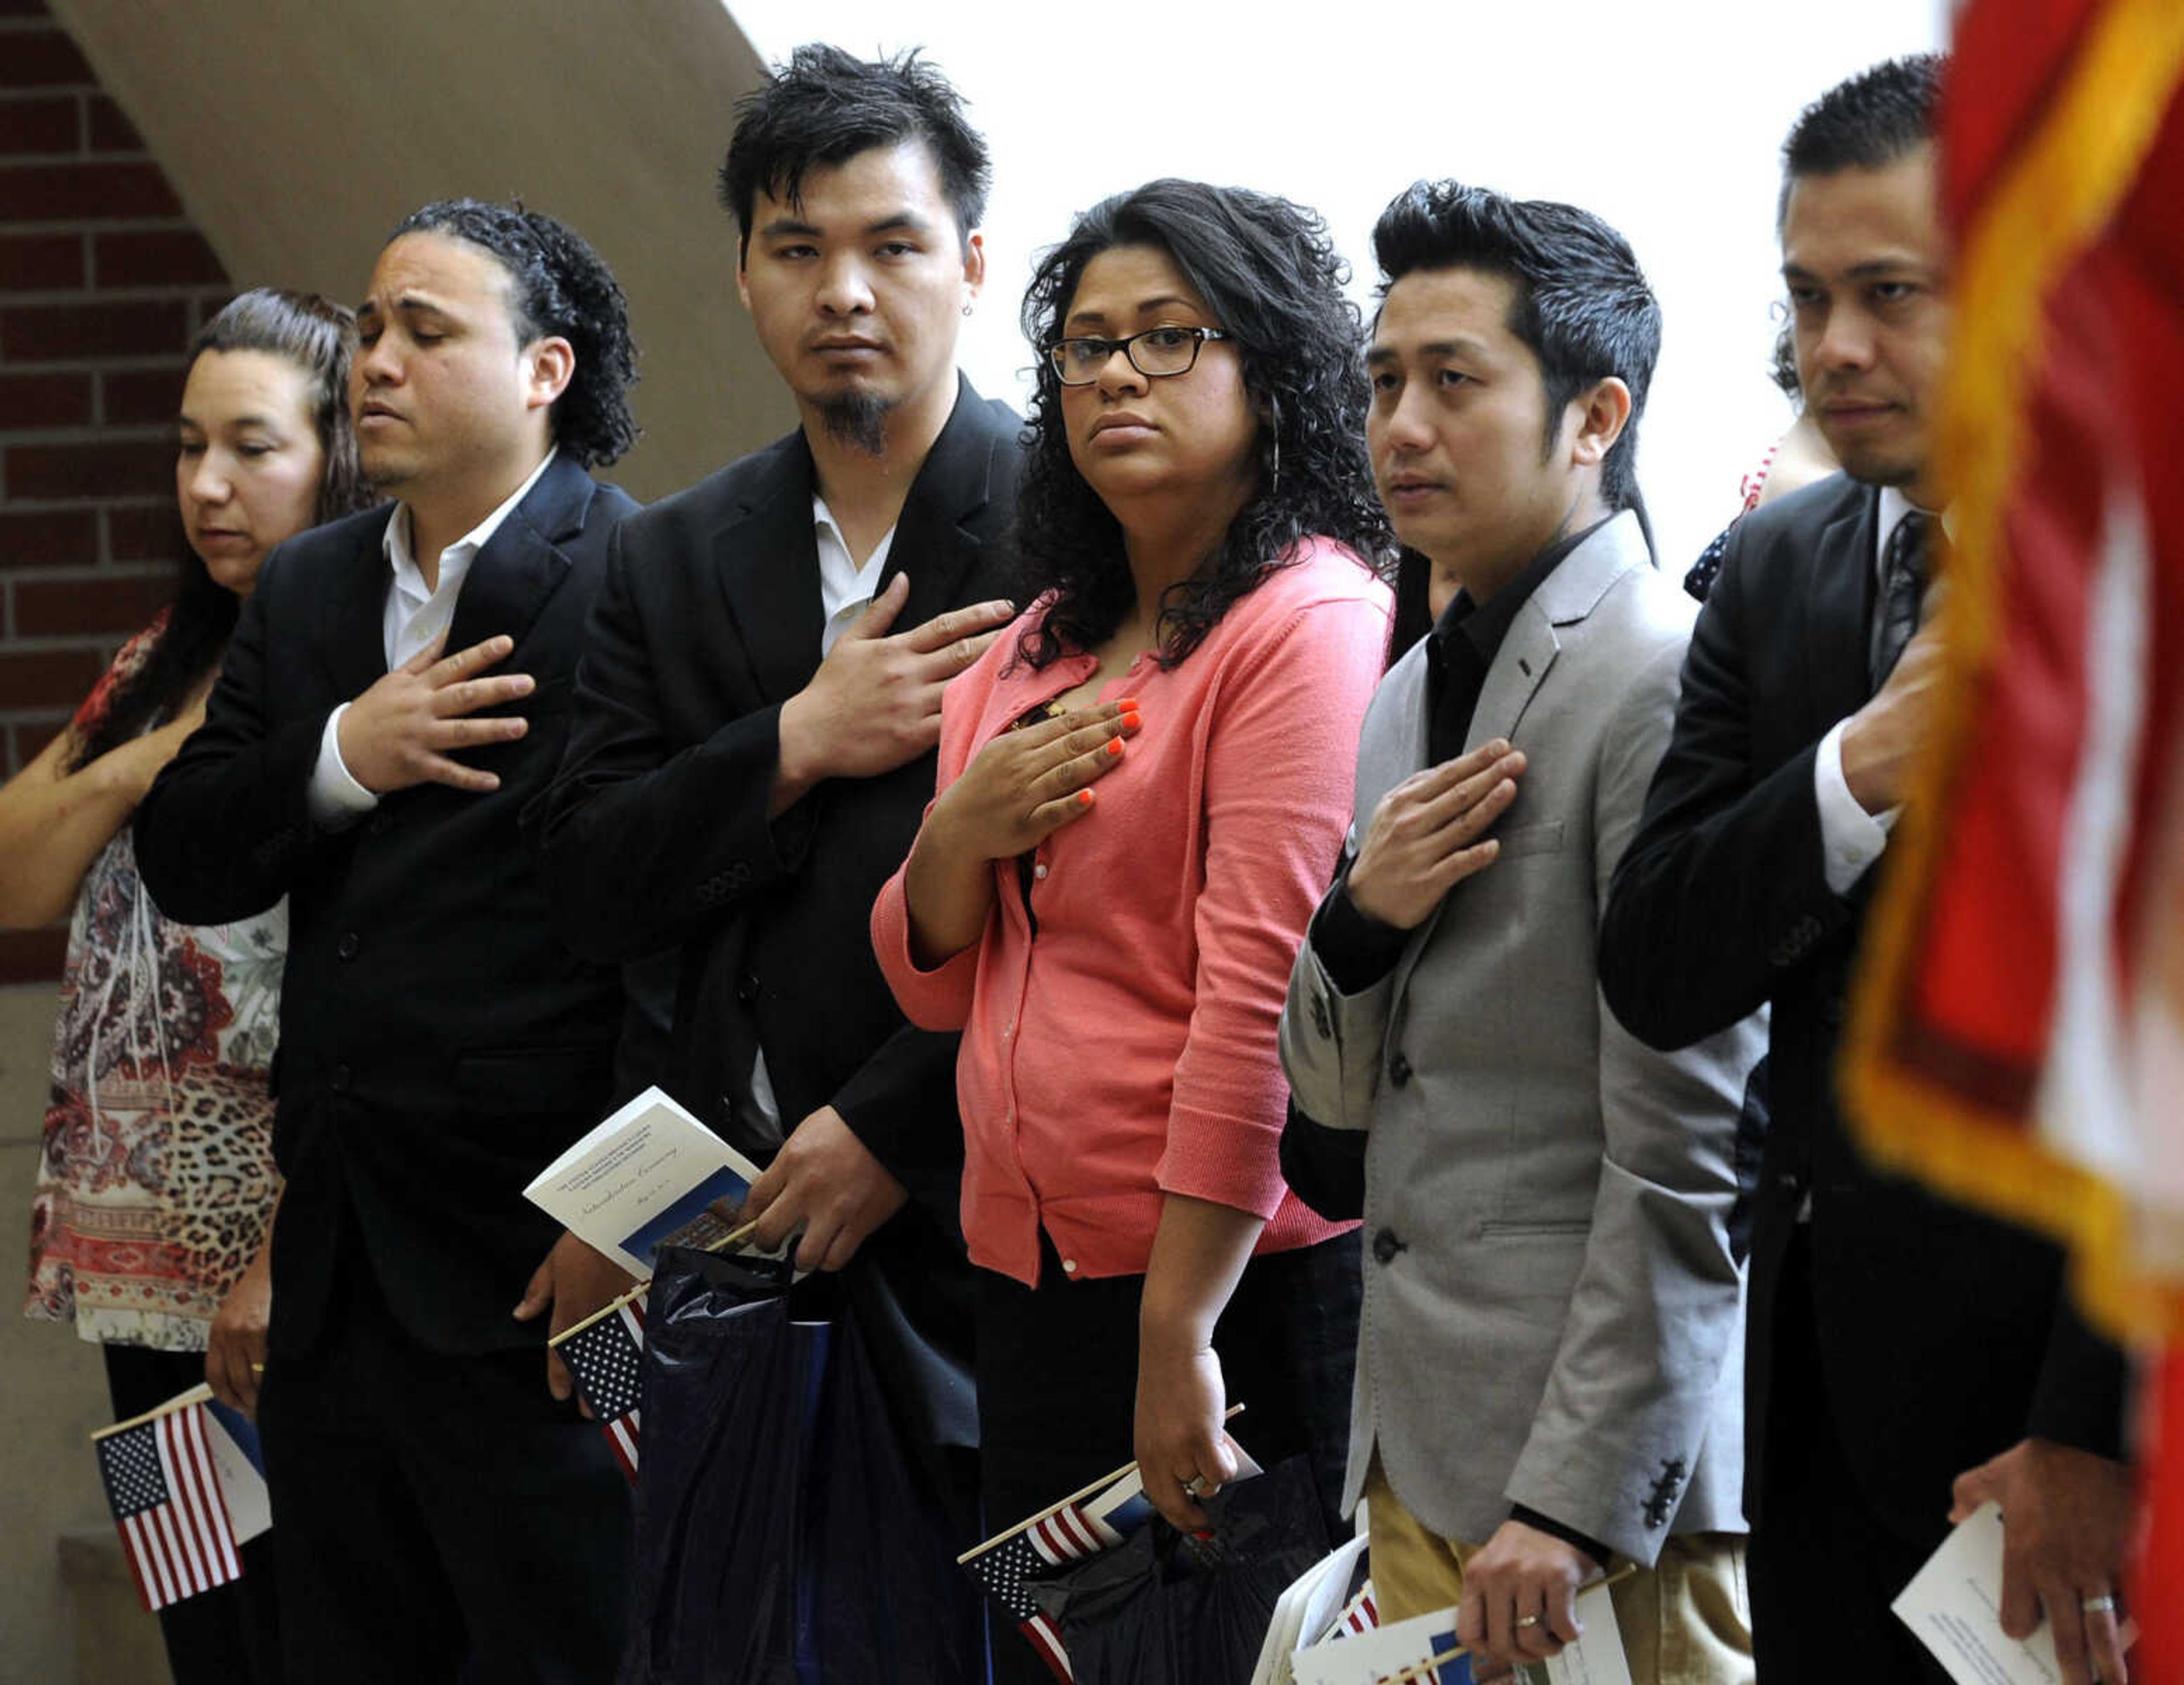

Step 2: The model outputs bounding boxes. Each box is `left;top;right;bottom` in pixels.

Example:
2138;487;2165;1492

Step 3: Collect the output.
819;390;890;456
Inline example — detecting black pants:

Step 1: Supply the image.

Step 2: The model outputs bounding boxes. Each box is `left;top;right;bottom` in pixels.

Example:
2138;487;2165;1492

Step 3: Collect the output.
255;1258;633;1684
102;1344;282;1685
1748;1230;1952;1685
975;1229;1362;1685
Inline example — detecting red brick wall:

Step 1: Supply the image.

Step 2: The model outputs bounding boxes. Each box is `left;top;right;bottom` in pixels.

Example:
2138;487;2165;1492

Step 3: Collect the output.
1;0;230;981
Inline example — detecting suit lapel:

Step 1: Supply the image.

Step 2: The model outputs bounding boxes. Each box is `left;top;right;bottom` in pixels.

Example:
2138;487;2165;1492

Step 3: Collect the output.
320;507;401;700
713;436;826;706
884;374;1002;629
445;454;592;657
1801;482;1880;733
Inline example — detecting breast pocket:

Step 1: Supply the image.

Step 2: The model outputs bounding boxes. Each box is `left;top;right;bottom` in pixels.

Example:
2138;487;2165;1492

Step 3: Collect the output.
1494;821;1566;859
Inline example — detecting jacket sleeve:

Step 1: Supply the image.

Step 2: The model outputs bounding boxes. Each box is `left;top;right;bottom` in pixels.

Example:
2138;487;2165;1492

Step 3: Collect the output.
1505;635;1766;1566
1278;837;1401;1136
828;1020;968;1229
1599;528;1855;1051
133;552;333;925
531;521;821;962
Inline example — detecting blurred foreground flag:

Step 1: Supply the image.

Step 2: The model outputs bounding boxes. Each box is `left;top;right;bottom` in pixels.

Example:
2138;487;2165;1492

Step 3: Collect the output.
1841;0;2184;1667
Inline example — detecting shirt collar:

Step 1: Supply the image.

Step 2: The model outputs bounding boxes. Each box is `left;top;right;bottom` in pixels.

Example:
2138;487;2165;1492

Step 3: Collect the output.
810;494;894;621
1430;515;1609;666
383;448;559;598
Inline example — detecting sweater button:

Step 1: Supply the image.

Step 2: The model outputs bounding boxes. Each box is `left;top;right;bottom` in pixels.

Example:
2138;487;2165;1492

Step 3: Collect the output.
1033;863;1049;880
1061;1258;1078;1274
336;931;360;961
1389;1051;1413;1087
1372;1227;1404;1265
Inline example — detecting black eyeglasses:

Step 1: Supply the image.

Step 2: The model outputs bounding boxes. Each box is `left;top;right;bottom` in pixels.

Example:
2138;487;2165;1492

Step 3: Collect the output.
1047;325;1231;386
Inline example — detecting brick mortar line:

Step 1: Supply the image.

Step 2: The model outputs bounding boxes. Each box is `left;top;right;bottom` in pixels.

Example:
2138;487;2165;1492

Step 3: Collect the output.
5;562;171;584
0;150;149;165
3;287;229;307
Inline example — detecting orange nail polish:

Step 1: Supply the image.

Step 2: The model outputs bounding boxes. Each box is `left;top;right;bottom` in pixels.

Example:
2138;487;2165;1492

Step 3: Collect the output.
1077;789;1094;806
1121;711;1142;731
1117;697;1140;712
1106;737;1124;756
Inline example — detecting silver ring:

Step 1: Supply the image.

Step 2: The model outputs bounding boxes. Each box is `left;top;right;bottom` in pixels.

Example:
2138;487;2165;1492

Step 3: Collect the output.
1182;1475;1209;1498
1515;1615;1541;1629
2082;1593;2117;1615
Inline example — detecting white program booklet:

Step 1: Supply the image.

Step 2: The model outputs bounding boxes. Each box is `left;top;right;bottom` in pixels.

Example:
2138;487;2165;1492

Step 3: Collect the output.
524;1085;771;1277
1893;1501;2137;1685
1291;1584;1628;1685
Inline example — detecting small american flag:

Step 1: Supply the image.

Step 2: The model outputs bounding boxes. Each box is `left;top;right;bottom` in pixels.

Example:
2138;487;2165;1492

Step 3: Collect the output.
556;1293;646;1482
95;1400;241;1612
1337;1583;1380;1636
961;1469;1157;1682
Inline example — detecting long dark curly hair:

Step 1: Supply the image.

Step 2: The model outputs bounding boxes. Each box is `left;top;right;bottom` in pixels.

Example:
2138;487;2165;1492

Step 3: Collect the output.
71;288;373;771
1013;179;1389;672
392;198;640;466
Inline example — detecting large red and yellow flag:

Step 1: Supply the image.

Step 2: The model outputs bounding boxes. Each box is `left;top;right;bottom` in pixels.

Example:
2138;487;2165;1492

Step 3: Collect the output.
1842;0;2184;1661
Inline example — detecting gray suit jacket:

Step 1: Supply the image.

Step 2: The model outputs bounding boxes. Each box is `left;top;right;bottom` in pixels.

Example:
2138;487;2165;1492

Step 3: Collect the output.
1279;512;1763;1564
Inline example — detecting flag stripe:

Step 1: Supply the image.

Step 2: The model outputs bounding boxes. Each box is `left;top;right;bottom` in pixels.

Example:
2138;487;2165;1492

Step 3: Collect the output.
124;1512;172;1610
1023;1612;1074;1682
115;1513;157;1613
164;1414;217;1589
170;1406;238;1583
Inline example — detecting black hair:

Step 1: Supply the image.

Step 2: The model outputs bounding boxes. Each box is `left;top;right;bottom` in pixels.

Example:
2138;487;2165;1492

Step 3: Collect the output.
390;198;639;466
72;288;374;771
719;44;991;256
1012;179;1390;672
1372;180;1660;516
1778;53;1946;226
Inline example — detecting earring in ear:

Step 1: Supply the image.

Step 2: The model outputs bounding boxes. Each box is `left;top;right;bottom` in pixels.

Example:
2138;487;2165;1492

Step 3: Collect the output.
962;304;974;317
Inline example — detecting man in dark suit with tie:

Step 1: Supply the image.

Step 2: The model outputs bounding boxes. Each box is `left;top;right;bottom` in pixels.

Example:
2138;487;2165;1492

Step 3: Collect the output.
135;200;640;1683
532;45;1017;1547
1599;57;2133;1685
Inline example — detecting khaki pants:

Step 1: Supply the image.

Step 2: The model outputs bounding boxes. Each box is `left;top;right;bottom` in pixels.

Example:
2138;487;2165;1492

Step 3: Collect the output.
1363;1456;1753;1685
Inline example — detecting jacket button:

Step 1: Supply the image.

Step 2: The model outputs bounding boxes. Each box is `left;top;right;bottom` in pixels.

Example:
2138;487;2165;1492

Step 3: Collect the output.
366;812;392;838
330;1063;353;1092
736;972;760;1005
336;931;360;961
1388;1052;1413;1088
1372;1227;1404;1265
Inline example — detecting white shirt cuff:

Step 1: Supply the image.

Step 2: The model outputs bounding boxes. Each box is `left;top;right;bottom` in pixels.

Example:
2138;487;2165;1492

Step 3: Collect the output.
308;703;379;827
1814;718;1896;897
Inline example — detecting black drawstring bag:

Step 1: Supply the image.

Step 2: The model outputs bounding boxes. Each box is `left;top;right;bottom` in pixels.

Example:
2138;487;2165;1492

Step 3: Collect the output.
618;1246;983;1685
1037;1456;1331;1684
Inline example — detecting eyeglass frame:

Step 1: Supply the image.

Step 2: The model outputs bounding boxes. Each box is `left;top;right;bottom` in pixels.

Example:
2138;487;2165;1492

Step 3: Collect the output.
1045;325;1233;387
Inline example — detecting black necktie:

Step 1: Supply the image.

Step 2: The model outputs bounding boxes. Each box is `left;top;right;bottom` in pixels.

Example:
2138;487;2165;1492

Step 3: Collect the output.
1869;510;1931;690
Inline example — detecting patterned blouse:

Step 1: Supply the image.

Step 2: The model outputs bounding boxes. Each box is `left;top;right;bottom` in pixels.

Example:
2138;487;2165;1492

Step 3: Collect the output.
23;619;285;1350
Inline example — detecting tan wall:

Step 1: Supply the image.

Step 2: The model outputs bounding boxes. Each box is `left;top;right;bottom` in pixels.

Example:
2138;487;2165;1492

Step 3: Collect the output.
46;0;799;502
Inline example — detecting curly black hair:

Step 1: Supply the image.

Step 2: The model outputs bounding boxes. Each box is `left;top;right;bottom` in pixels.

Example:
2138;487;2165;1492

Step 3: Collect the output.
1013;179;1389;672
72;288;375;771
391;198;639;466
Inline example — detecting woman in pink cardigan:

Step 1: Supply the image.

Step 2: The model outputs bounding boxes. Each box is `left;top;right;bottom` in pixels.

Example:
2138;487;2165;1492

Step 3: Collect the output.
872;179;1390;1669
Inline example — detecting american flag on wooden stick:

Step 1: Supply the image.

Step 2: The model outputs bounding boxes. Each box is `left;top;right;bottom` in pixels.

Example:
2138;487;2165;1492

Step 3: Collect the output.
958;1467;1157;1681
94;1393;241;1612
555;1289;647;1482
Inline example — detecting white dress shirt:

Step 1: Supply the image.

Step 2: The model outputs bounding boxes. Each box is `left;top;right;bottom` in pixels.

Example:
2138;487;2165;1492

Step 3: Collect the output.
812;494;895;656
741;496;900;1140
1813;485;1931;896
307;450;559;826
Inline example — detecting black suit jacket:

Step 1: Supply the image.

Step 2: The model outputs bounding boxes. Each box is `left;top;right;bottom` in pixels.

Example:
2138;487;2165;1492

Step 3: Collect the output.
1598;473;2125;1542
134;454;639;1357
531;376;1022;1483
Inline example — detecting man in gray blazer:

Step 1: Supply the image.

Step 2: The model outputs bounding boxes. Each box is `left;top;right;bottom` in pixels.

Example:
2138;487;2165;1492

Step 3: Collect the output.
1280;183;1764;1683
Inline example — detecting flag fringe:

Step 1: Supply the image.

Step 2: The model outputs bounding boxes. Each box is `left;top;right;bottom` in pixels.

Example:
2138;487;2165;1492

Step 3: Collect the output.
1843;0;2184;1344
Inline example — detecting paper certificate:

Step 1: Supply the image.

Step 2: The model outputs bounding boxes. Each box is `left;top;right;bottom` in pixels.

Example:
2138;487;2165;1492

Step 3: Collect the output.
1893;1500;2136;1685
524;1085;772;1277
